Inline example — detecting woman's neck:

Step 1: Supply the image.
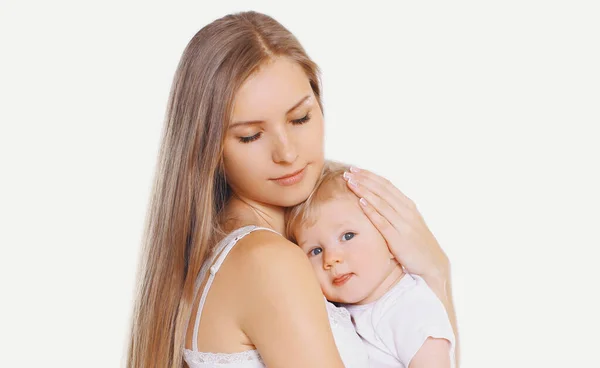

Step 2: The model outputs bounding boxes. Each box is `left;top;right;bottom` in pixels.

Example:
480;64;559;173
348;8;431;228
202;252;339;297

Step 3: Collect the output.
221;194;286;234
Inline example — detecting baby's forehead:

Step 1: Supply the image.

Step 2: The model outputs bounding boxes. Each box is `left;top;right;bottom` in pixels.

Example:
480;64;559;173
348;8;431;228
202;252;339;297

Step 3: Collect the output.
320;192;358;208
306;192;363;223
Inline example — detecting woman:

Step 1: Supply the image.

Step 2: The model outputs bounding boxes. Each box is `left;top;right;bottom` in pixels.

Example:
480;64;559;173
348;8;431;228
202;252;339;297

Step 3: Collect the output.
127;11;458;368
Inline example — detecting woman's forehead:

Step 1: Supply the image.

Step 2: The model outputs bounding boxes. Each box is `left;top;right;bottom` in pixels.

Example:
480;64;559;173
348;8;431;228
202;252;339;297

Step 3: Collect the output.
231;57;313;121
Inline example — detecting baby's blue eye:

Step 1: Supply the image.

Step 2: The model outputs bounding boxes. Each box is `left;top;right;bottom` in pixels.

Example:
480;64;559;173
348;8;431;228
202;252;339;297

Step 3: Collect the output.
309;247;323;257
342;232;355;241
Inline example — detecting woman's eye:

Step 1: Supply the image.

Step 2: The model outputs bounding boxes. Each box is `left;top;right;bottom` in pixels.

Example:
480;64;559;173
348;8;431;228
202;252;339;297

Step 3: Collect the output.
239;132;261;143
291;112;311;125
238;114;309;143
342;232;355;242
309;247;323;257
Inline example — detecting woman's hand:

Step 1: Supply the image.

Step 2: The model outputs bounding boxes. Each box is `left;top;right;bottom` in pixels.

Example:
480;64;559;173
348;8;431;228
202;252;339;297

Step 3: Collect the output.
342;167;450;282
343;166;460;367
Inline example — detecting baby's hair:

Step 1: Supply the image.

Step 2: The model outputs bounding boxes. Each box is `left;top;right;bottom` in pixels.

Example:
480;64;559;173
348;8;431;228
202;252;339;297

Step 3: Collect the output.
285;160;353;243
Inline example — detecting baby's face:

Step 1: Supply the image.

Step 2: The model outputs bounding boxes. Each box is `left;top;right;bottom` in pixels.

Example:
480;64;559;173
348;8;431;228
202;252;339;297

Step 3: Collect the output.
294;195;399;304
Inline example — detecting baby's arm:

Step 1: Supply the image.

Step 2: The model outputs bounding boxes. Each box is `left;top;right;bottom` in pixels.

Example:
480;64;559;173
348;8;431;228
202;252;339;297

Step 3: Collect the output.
425;271;459;367
409;337;452;368
375;276;455;368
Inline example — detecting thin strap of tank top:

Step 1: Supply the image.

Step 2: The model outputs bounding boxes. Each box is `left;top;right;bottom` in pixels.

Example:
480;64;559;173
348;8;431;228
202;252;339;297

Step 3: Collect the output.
191;225;281;351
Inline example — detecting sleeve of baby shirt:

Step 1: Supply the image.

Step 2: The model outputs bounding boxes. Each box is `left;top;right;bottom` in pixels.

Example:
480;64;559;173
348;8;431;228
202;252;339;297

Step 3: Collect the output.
374;277;456;368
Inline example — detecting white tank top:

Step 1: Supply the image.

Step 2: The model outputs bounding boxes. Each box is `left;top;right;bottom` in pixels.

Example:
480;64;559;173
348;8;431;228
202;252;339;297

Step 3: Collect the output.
183;225;369;368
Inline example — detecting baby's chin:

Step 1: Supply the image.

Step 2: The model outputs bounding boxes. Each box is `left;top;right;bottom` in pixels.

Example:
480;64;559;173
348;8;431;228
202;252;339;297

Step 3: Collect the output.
322;290;342;304
323;293;361;305
325;287;379;305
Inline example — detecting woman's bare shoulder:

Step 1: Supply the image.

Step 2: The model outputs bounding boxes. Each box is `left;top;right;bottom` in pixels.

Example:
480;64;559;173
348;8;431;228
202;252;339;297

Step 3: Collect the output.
224;229;320;297
229;229;310;272
224;230;343;366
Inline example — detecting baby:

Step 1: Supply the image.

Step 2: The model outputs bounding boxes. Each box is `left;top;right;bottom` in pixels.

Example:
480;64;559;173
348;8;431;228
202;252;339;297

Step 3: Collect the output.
286;161;455;368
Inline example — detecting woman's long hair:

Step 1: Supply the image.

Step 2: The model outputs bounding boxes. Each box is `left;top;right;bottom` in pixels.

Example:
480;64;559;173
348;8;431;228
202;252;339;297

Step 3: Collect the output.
127;11;323;368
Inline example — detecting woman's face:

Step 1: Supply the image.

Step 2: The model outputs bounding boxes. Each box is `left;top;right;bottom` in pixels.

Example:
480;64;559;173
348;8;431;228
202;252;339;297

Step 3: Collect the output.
223;57;325;208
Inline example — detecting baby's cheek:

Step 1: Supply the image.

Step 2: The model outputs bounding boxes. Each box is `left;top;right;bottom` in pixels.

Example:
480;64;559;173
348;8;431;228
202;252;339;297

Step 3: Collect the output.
316;273;332;297
321;287;336;301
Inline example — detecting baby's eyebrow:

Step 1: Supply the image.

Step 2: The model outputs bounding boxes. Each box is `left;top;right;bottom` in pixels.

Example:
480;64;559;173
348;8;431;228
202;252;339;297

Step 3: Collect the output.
296;239;309;249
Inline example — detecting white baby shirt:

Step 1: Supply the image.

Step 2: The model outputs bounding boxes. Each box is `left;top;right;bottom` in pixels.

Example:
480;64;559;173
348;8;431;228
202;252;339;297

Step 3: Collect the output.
343;273;455;368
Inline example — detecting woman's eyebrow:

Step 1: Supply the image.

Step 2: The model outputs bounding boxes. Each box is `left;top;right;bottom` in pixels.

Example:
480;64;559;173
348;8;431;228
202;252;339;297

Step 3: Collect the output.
228;120;262;129
230;95;311;128
286;94;311;113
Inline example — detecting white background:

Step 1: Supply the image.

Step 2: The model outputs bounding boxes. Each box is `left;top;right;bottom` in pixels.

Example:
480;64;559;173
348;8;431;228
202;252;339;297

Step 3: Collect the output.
1;1;599;367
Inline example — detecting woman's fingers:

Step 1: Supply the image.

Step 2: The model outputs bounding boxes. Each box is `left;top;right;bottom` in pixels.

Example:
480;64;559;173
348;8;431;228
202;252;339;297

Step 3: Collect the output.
344;174;408;233
342;166;449;278
352;194;420;273
343;169;415;222
354;195;405;250
348;167;415;212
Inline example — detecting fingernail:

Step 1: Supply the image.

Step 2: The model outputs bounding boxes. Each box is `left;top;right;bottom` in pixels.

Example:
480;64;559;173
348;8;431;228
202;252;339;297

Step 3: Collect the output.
349;166;360;173
348;178;358;188
342;171;350;181
360;198;368;207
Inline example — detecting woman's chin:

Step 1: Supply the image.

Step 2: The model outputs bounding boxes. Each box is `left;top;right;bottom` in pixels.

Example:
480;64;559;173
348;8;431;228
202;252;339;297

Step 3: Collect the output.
275;190;314;208
275;170;321;207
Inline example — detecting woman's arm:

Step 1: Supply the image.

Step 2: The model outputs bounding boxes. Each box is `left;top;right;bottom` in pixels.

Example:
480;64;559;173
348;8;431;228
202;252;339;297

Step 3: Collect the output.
343;167;460;366
235;230;346;368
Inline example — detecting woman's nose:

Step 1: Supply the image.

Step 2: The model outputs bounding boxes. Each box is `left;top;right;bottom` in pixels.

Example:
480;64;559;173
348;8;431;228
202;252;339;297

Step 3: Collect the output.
271;130;298;164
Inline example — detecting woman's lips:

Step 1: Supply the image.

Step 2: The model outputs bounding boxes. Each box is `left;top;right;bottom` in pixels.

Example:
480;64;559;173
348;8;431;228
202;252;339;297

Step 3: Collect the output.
271;166;306;186
332;273;353;286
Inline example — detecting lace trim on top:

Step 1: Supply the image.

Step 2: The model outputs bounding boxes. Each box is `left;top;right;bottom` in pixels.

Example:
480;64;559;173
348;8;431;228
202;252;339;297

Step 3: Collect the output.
326;300;352;327
183;349;263;364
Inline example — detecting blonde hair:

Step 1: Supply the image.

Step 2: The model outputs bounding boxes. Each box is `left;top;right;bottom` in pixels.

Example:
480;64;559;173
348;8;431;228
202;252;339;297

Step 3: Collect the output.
285;160;352;243
127;11;322;368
